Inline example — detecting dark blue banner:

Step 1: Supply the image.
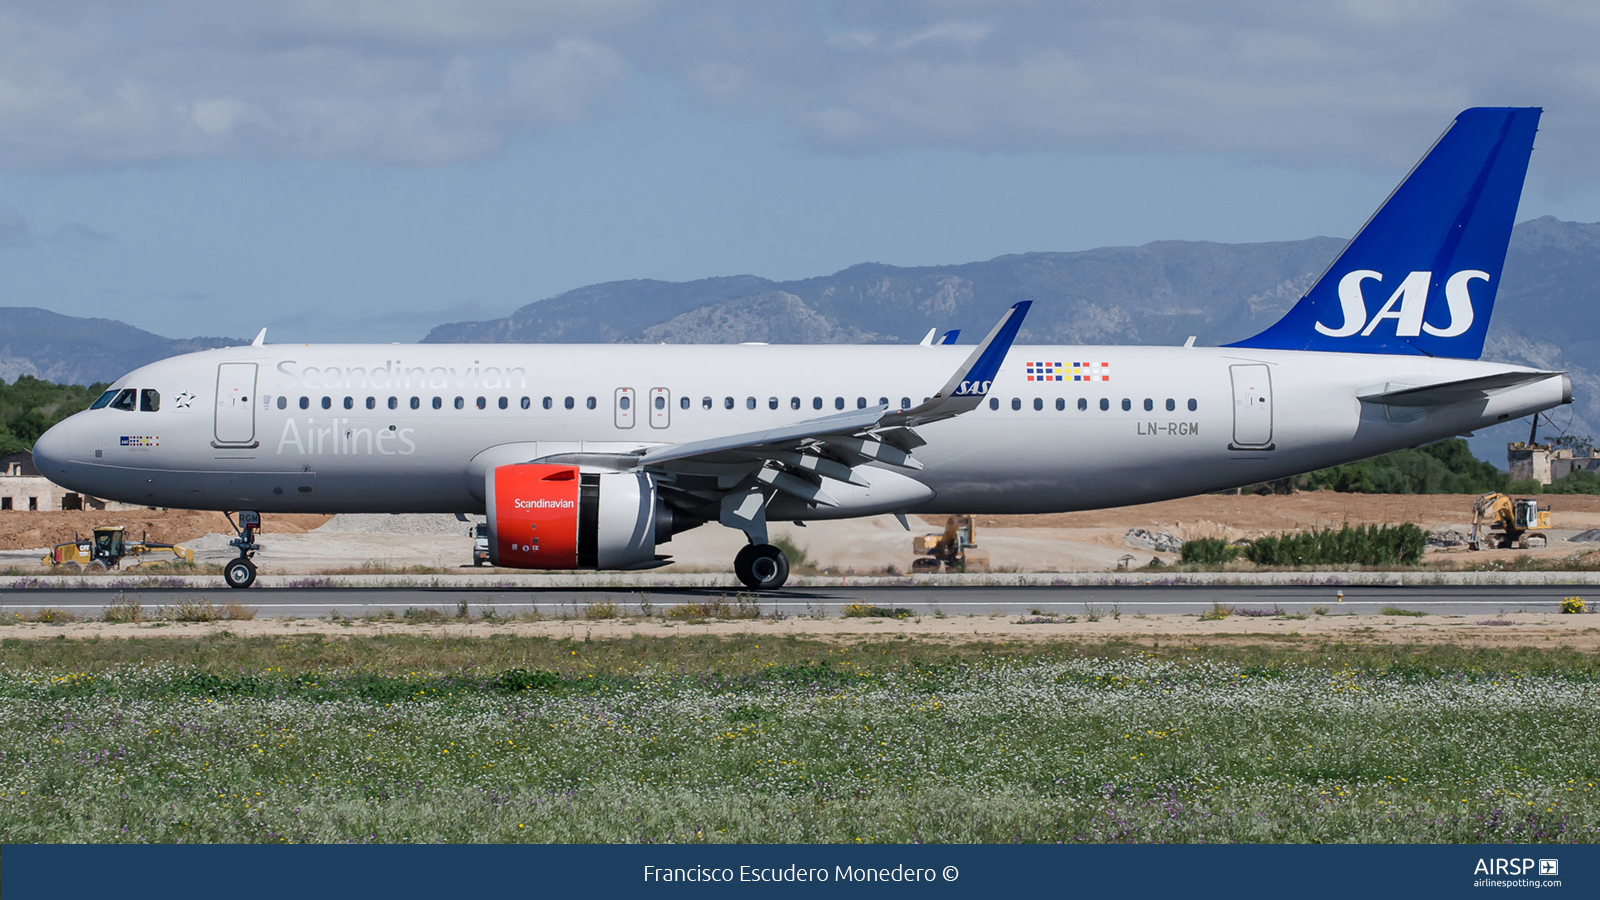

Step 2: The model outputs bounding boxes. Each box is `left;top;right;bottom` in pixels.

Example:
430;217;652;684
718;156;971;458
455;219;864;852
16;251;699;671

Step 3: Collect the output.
4;844;1594;899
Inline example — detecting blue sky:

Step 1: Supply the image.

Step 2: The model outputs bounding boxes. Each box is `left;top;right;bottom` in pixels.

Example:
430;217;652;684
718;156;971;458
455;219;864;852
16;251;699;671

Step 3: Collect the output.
3;2;1600;343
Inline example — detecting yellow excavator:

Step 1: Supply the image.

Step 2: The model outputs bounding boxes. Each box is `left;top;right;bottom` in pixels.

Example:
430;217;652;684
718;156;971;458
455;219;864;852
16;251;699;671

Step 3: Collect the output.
912;515;991;573
42;525;194;573
1469;493;1552;550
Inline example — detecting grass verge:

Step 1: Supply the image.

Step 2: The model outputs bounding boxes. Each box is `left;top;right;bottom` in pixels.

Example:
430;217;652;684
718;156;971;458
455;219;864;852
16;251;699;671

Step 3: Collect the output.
0;634;1596;843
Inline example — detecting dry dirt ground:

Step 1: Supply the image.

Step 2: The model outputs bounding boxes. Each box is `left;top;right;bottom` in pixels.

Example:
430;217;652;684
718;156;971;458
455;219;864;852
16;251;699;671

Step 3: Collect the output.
7;612;1599;650
3;493;1600;574
0;510;331;552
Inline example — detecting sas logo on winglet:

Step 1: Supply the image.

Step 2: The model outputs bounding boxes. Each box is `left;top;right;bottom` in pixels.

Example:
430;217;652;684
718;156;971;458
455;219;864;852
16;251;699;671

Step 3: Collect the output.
1315;270;1488;339
951;380;993;397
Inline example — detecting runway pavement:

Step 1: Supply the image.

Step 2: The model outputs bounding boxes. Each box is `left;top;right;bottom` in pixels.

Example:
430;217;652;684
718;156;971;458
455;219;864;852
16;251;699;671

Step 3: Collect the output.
0;583;1583;618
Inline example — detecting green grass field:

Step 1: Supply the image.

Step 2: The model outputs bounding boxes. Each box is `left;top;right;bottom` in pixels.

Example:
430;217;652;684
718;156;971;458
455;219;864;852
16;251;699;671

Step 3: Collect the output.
0;634;1596;843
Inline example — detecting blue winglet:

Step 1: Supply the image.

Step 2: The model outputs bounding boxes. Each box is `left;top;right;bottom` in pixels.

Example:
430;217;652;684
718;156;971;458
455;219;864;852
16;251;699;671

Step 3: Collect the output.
950;301;1030;398
886;301;1031;426
939;330;961;345
1226;107;1540;359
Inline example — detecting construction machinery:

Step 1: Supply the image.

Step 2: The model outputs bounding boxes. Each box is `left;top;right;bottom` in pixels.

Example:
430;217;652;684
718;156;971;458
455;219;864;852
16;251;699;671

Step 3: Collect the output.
911;514;990;573
42;525;193;573
1469;493;1552;550
471;522;490;566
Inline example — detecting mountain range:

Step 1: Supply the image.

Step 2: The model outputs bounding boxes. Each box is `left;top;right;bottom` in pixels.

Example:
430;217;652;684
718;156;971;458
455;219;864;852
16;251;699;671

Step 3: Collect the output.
5;217;1599;467
422;216;1600;464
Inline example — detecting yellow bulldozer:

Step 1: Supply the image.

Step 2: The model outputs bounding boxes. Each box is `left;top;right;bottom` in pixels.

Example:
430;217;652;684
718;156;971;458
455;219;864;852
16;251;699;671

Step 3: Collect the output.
1469;493;1552;550
912;514;991;573
42;525;193;573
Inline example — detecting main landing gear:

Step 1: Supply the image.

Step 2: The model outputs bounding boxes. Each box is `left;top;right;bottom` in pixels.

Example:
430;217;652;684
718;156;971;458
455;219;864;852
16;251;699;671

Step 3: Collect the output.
223;510;261;589
734;543;789;591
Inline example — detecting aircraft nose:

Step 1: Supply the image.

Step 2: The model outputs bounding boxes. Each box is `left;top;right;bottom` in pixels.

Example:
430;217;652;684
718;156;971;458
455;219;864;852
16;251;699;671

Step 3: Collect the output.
32;419;75;478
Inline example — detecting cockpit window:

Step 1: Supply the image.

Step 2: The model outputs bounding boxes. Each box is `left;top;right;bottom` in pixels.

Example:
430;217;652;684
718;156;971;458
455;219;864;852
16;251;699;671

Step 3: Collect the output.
90;390;118;410
109;389;137;411
139;389;160;412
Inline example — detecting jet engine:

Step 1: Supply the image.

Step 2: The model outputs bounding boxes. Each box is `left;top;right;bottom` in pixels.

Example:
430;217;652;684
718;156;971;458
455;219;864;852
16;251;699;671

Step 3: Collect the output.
485;464;674;569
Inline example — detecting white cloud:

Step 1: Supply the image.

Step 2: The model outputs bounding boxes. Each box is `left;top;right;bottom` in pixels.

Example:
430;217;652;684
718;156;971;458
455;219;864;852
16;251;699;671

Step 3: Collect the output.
4;1;1600;172
0;1;638;167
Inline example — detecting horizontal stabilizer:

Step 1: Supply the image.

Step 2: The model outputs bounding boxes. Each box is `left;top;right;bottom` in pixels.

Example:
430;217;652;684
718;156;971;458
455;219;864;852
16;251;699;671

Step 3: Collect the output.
1358;370;1564;407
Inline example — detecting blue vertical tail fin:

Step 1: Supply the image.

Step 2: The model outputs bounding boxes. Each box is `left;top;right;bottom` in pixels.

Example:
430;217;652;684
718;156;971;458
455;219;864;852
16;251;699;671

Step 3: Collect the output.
1226;107;1541;358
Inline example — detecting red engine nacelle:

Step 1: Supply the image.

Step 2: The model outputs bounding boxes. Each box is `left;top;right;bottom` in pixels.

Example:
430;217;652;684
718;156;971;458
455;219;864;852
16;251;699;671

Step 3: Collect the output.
485;463;672;570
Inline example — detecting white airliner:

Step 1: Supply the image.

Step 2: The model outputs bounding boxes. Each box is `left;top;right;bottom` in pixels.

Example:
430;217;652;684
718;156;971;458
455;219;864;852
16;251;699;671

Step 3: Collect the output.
32;107;1570;590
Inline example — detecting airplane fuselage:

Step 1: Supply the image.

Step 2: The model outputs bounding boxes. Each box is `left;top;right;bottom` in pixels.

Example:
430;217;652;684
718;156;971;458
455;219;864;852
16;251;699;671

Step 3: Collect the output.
32;342;1569;517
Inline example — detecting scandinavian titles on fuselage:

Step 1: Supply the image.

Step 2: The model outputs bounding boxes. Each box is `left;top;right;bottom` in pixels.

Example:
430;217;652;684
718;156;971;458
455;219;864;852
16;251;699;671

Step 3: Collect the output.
275;359;528;392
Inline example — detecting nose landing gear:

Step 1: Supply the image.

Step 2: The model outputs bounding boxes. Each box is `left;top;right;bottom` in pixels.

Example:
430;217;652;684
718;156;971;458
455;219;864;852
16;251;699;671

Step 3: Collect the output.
734;543;789;590
223;510;261;589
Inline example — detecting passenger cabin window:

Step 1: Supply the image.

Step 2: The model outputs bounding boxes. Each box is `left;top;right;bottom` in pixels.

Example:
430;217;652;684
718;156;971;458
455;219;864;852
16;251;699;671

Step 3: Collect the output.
90;390;118;410
344;396;354;410
476;396;486;410
564;397;574;410
366;397;376;410
1143;398;1153;411
521;397;531;409
499;397;509;410
656;396;666;410
433;397;443;410
724;397;734;410
988;398;999;411
544;397;553;409
410;397;420;410
680;397;690;410
1166;398;1175;411
321;397;332;410
454;397;464;410
276;396;287;410
1078;398;1087;411
109;389;137;411
834;397;844;410
813;397;823;410
586;397;596;410
1121;398;1131;411
1011;398;1021;411
1188;398;1198;411
746;397;756;410
901;397;911;409
1056;398;1065;411
768;397;778;410
1099;398;1109;411
389;397;398;410
1033;398;1043;411
300;397;310;409
857;397;867;409
790;397;800;410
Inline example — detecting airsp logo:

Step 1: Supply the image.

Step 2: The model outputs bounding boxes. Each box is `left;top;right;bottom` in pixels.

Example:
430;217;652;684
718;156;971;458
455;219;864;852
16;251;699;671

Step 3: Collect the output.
1315;270;1489;339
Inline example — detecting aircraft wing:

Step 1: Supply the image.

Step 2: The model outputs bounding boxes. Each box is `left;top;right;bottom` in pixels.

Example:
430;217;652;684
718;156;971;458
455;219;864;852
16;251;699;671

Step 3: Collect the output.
531;302;1030;533
1359;370;1564;407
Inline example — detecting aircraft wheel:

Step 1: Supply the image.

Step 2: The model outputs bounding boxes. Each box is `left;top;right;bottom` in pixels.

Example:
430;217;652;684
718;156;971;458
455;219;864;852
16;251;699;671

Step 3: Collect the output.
224;557;257;589
734;543;789;590
85;560;107;574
